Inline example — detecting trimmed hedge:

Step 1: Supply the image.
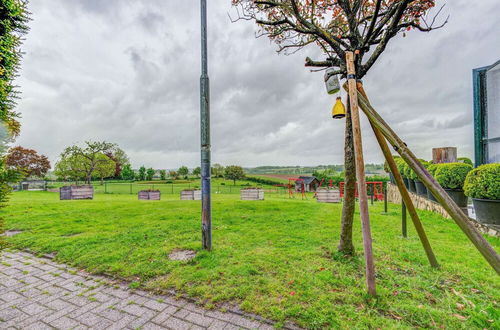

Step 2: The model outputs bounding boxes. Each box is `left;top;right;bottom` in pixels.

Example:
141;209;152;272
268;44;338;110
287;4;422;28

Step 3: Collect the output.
434;163;473;190
458;157;473;166
245;176;284;186
395;158;407;178
383;155;401;173
464;164;500;200
402;159;428;180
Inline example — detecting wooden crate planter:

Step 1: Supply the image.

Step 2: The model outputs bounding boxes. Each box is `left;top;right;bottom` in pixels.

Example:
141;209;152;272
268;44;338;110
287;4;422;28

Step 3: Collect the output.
180;189;201;200
138;190;161;200
240;188;264;200
60;185;94;200
316;188;341;203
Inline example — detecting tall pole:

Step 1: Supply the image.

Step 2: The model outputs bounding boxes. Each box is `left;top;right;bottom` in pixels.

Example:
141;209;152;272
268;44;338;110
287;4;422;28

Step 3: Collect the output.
345;51;376;296
200;0;212;250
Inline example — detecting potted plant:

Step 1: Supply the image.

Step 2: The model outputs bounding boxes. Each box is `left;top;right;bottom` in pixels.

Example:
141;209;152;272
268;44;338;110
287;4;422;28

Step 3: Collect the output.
458;157;473;166
434;163;473;208
403;162;417;193
384;155;401;185
464;164;500;225
413;160;430;197
426;163;438;202
397;159;409;189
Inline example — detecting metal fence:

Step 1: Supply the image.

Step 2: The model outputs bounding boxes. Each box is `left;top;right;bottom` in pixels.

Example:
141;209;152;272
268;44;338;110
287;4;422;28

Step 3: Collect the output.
45;181;289;195
473;59;500;165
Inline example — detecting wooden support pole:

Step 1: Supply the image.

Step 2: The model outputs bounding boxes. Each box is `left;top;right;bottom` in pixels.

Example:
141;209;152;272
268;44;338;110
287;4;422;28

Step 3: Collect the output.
402;202;407;238
356;91;500;274
384;185;388;213
345;52;376;296
354;82;439;268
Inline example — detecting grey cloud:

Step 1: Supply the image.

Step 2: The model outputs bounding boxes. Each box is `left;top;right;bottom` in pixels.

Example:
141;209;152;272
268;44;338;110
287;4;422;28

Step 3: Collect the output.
13;0;499;168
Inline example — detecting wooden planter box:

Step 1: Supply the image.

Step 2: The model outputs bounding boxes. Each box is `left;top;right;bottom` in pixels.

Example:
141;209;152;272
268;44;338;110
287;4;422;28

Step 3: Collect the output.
138;190;161;200
180;189;201;200
60;185;94;200
316;188;341;203
240;188;264;200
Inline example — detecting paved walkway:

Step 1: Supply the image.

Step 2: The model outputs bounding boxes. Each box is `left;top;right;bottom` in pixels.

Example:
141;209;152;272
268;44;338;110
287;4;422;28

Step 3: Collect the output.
0;251;275;329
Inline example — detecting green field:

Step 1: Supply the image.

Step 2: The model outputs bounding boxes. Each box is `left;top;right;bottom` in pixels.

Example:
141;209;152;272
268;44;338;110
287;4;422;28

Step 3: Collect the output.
2;191;499;329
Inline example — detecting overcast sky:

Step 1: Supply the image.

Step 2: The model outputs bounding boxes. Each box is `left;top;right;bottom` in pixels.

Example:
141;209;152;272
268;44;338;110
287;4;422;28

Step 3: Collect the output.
14;0;500;169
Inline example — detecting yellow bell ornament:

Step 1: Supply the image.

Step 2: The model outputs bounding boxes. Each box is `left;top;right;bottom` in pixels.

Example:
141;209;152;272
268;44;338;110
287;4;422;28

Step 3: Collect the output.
332;97;346;119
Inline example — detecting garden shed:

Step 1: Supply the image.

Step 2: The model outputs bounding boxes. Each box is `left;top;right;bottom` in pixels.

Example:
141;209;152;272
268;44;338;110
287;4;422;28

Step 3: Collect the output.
296;176;320;192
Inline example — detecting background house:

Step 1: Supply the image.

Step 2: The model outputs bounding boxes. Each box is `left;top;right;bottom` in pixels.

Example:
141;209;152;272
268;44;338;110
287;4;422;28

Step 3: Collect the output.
295;176;320;192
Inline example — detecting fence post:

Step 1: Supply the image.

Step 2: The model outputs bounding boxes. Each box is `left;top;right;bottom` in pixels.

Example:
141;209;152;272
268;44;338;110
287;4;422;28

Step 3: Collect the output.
130;183;133;194
105;182;107;194
402;202;407;238
171;183;174;194
384;184;388;213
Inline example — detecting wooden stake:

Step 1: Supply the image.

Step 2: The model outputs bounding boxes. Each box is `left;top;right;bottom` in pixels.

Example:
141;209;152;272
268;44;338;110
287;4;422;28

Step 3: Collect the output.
356;91;500;274
354;82;439;268
402;202;407;238
345;51;376;296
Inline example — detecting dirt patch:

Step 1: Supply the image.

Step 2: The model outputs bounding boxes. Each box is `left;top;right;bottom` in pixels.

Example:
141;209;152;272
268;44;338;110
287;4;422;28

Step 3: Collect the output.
168;249;196;261
1;230;23;237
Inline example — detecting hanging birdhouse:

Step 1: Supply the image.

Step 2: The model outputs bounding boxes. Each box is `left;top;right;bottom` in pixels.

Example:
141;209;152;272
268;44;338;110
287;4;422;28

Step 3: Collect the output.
324;67;340;95
332;97;346;119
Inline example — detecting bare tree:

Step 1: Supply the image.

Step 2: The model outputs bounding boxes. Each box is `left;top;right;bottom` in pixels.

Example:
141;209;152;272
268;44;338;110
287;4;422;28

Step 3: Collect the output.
231;0;447;255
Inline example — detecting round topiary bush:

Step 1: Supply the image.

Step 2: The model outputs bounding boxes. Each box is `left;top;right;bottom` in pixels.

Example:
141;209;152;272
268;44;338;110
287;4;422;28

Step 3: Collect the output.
403;159;428;180
458;157;473;166
384;155;401;173
427;163;438;177
434;163;473;190
464;164;500;200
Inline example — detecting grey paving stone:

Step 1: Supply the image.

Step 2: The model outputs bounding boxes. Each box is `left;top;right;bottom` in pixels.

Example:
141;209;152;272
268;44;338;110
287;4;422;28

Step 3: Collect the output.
141;322;167;330
161;316;193;330
208;319;230;329
21;321;55;330
19;302;49;316
185;312;215;327
228;314;262;329
121;302;150;317
143;299;169;312
0;291;23;301
73;311;103;327
0;306;26;321
0;251;278;330
49;315;81;329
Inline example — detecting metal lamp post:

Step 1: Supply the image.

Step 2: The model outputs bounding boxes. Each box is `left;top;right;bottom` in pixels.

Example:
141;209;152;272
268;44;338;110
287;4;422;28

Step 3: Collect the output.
200;0;212;250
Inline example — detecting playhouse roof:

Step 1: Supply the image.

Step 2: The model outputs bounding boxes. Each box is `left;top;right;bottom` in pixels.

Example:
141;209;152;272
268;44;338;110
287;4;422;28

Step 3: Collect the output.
298;176;319;184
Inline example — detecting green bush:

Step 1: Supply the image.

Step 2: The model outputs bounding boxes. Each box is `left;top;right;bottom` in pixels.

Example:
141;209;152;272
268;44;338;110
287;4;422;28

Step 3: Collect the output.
434;163;473;190
402;159;428;180
427;163;439;176
395;158;407;178
384;155;401;173
458;157;473;166
464;164;500;200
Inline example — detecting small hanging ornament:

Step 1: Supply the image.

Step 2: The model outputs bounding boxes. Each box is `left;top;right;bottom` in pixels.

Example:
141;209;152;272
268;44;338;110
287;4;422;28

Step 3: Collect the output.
324;67;340;95
332;96;346;119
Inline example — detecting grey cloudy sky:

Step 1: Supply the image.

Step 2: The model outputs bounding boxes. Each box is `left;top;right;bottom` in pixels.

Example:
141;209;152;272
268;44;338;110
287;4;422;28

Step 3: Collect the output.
15;0;500;169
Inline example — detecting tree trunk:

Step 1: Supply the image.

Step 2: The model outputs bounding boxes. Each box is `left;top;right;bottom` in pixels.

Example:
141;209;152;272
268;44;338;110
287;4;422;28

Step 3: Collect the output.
338;97;356;256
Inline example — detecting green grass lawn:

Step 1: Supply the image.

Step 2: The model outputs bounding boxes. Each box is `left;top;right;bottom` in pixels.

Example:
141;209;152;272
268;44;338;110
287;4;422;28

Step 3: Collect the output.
2;191;499;329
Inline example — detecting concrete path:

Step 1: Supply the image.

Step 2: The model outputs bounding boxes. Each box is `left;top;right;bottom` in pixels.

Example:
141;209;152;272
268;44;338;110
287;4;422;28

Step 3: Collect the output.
0;251;276;329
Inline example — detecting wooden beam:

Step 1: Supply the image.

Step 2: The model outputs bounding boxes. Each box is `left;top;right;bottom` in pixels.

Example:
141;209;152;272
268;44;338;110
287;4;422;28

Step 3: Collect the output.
356;91;500;275
355;82;439;268
345;51;376;296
